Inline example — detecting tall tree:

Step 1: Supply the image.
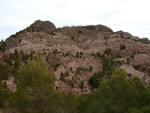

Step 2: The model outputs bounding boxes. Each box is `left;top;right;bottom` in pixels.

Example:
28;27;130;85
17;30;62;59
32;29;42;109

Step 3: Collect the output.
11;56;61;113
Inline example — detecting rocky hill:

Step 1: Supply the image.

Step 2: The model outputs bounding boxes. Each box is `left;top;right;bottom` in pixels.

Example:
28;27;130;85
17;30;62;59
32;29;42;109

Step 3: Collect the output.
0;20;150;95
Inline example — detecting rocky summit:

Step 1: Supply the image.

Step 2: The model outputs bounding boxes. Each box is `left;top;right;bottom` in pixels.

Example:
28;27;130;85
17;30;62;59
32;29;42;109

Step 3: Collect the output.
1;20;150;95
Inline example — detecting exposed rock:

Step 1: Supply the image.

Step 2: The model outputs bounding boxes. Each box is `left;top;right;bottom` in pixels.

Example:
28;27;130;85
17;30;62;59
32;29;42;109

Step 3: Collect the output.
116;30;133;37
140;37;150;44
28;20;56;33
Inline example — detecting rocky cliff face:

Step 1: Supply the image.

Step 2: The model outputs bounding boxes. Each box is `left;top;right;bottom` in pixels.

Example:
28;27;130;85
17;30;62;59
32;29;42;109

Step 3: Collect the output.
1;20;150;95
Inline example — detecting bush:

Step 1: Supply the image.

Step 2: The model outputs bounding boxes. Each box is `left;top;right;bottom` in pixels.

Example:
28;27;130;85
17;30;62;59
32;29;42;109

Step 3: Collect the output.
50;31;56;35
0;64;9;80
104;48;111;55
127;73;132;77
71;36;74;41
89;66;93;72
131;51;136;59
127;108;142;113
76;66;84;74
142;106;150;113
14;49;19;59
54;63;60;71
65;71;69;77
120;44;126;50
67;80;74;88
14;59;20;69
80;81;84;89
77;30;82;34
116;54;122;58
0;42;6;52
89;72;103;88
133;64;140;70
60;72;65;81
96;52;101;57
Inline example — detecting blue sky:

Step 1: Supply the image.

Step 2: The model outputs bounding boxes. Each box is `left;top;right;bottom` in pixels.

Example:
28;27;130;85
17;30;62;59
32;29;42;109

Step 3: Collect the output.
0;0;150;40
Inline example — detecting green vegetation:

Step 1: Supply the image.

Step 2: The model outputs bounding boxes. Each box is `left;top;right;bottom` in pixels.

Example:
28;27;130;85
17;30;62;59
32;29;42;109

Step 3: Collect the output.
0;64;9;80
116;53;122;58
79;69;150;113
96;52;101;57
89;65;93;72
104;36;110;39
77;30;82;34
83;25;96;30
65;71;69;77
102;55;115;75
67;80;74;88
131;51;136;59
76;66;84;74
120;44;126;50
71;36;74;41
50;31;56;35
60;72;65;81
104;48;111;55
10;56;61;112
53;49;58;54
127;73;132;77
53;63;60;71
75;51;83;58
0;56;149;113
0;41;6;52
133;64;141;70
89;71;103;88
80;81;84;89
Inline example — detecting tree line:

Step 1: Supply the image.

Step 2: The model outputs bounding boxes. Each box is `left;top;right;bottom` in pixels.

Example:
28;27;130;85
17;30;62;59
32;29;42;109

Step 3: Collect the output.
0;56;150;113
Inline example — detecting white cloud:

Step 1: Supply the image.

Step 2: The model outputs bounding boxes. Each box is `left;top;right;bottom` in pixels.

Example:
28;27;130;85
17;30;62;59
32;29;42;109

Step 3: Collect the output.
0;0;150;40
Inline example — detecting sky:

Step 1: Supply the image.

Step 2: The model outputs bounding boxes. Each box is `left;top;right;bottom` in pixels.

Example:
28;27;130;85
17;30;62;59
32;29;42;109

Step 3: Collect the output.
0;0;150;40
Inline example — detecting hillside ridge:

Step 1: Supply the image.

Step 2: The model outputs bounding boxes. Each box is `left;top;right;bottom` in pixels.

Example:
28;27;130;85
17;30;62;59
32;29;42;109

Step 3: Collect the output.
0;20;150;95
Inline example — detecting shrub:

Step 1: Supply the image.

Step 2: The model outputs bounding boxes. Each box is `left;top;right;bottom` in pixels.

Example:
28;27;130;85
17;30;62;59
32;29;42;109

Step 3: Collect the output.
53;49;58;54
89;72;103;88
133;64;140;70
71;36;74;41
142;106;150;113
45;56;49;61
60;72;65;81
142;67;146;72
131;51;136;59
77;30;82;34
14;59;20;69
70;67;73;72
127;108;142;113
80;52;83;56
80;81;84;89
89;66;93;72
96;52;101;57
116;54;122;58
19;40;21;42
65;71;69;77
14;49;19;59
67;80;74;88
54;63;60;71
120;44;126;50
50;31;56;35
127;73;132;77
0;64;9;80
104;48;111;55
76;66;84;74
